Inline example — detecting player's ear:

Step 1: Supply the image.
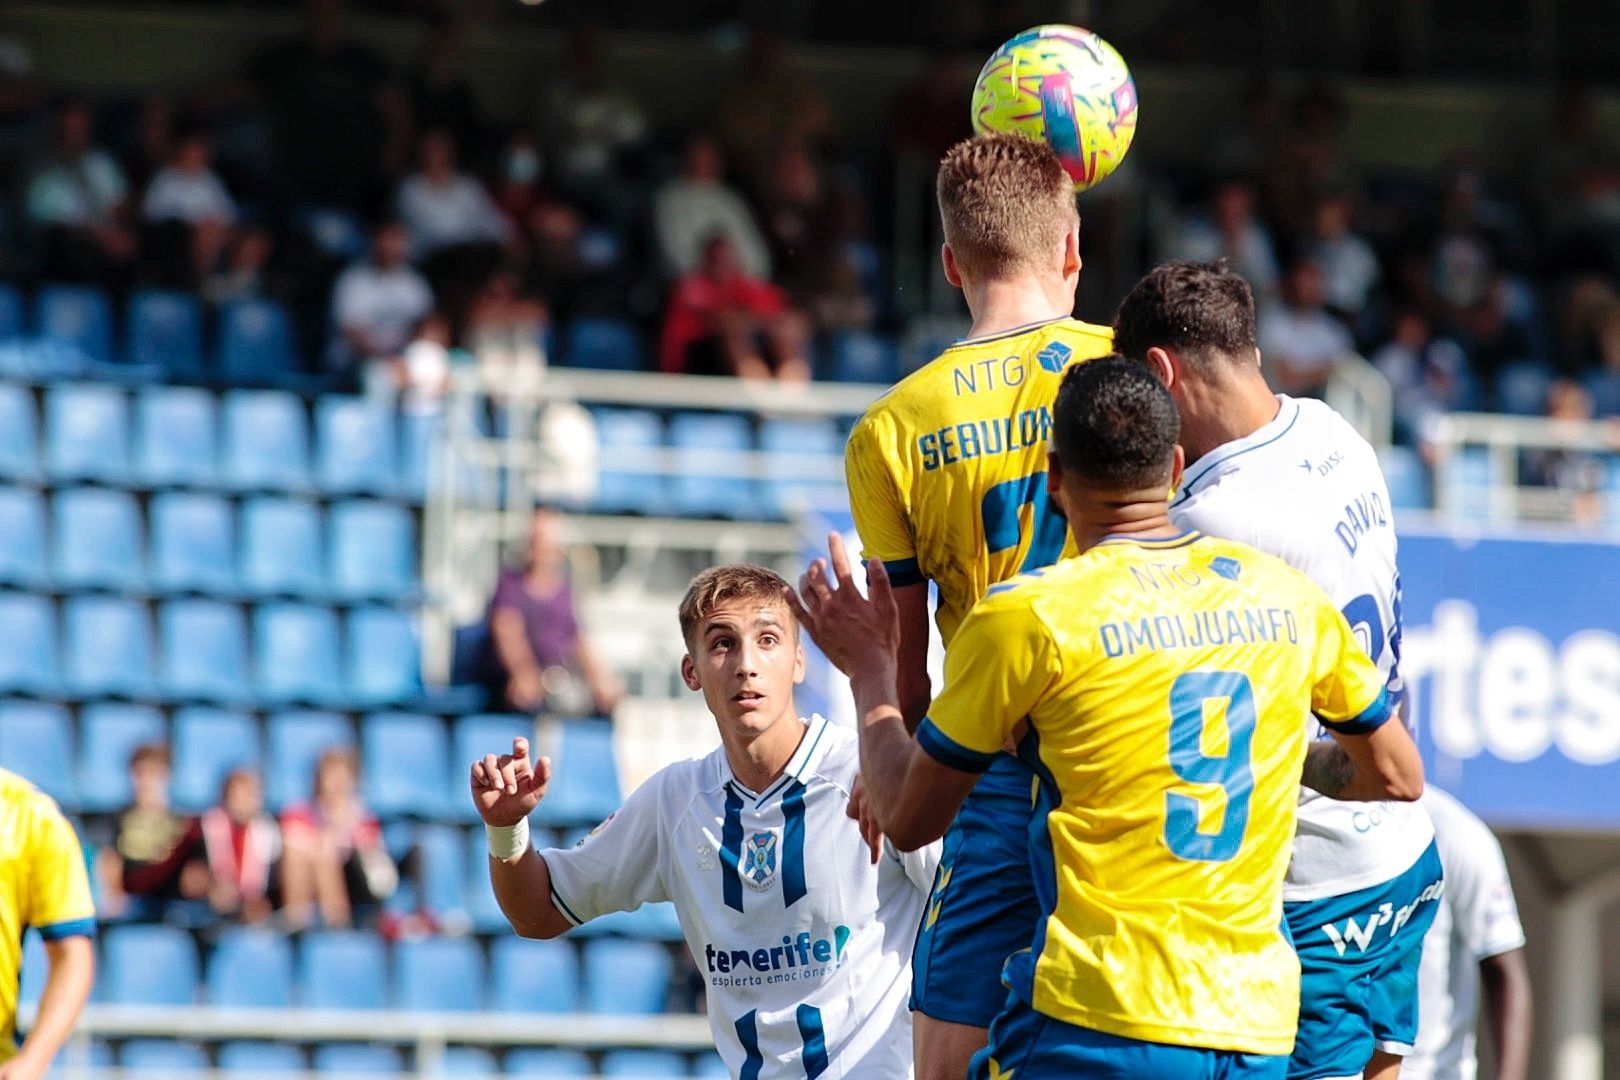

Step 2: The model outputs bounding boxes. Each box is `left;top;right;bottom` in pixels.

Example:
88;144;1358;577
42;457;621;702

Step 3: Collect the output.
791;639;806;685
940;243;963;288
1062;224;1081;279
1170;443;1186;489
1145;346;1176;389
680;653;702;692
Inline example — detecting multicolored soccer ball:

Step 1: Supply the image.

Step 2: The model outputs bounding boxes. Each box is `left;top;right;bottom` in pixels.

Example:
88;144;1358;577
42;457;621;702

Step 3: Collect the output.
971;24;1138;192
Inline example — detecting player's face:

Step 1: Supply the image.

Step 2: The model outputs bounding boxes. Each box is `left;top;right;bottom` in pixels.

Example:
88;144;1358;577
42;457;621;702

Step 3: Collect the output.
681;600;805;737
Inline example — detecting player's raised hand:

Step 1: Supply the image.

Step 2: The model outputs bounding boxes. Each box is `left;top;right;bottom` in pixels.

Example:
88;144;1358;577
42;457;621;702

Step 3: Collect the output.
786;531;901;677
846;776;884;864
470;737;551;827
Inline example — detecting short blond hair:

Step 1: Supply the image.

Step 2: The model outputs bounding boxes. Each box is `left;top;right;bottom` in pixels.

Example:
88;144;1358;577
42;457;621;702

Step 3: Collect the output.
678;564;796;646
937;134;1078;279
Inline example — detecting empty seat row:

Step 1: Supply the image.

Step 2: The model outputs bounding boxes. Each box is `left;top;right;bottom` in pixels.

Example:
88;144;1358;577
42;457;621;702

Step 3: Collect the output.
0;487;417;599
0;381;439;498
0;596;419;710
0;283;302;384
0;705;619;823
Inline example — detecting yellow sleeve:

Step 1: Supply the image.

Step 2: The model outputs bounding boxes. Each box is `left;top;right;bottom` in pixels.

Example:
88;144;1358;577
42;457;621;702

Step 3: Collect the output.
845;414;921;587
1307;590;1394;735
917;590;1060;771
26;797;96;939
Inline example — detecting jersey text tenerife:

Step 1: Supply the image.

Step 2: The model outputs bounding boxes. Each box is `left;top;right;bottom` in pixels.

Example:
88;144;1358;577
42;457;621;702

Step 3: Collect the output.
543;716;937;1079
846;317;1113;643
915;533;1393;1055
0;767;96;1062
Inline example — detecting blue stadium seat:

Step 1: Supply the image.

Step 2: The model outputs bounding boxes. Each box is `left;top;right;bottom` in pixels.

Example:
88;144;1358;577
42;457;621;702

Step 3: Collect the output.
538;721;621;826
362;712;450;818
150;492;237;594
451;715;535;822
0;282;23;340
299;930;387;1010
64;595;154;698
171;706;260;811
668;411;755;518
826;330;900;383
102;924;199;1005
218;298;296;384
44;383;129;483
134;387;219;488
582;939;671;1015
313;1044;403;1076
398;411;444;501
266;710;352;809
219;1042;307;1074
393;935;484;1012
1495;360;1554;416
316;396;396;496
1378;446;1430;511
760;416;845;517
691;1055;731;1078
120;1039;208;1073
413;822;470;918
222;390;311;491
158;599;250;703
127;289;204;377
52;487;144;592
36;284;113;365
0;383;39;480
20;931;48;1012
439;1047;500;1077
255;603;345;706
503;1049;592;1077
465;829;510;934
346;607;420;707
0;488;49;587
591;408;667;515
0;701;74;806
599;1050;689;1078
77;703;165;813
489;937;579;1014
208;927;294;1008
1584;368;1620;418
1439;446;1501;523
0;594;59;696
240;497;327;598
562;317;643;371
330;500;416;601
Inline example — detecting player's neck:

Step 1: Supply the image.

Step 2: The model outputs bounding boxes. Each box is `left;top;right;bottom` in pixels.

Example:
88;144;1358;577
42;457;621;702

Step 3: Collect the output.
1066;491;1182;554
961;276;1073;340
1181;371;1281;463
719;710;806;793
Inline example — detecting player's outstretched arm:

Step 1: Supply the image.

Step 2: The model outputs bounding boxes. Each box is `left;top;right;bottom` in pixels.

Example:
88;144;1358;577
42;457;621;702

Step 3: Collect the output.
1482;947;1532;1080
3;935;93;1080
1307;718;1424;802
471;737;572;940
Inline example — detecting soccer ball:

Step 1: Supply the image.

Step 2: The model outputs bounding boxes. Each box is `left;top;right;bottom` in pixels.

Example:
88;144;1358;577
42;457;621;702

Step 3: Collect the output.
971;24;1138;192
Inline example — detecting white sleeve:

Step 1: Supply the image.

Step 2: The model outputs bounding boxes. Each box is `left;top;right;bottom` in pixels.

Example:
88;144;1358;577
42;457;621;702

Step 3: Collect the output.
1436;800;1526;961
886;837;942;895
541;773;670;926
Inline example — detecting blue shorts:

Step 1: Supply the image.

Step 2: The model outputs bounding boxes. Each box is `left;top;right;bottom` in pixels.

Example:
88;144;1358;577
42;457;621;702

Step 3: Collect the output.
909;753;1041;1027
1284;840;1445;1079
972;992;1288;1080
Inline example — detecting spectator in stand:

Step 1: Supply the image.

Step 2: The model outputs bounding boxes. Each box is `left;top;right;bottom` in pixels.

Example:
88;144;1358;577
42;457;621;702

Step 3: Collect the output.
483;505;623;718
1169;177;1280;302
718;29;836;197
534;24;649;224
1262;83;1359;239
24;97;137;285
280;748;396;930
466;269;547;396
1259;257;1354;397
1523;379;1609;526
653;132;771;281
661;232;811;382
98;745;207;923
250;0;408;211
1308;189;1381;324
1458;275;1542;396
407;13;489;169
396;128;512;260
141;130;245;286
199;768;280;925
330;218;436;391
757;140;838;302
1372;308;1473;449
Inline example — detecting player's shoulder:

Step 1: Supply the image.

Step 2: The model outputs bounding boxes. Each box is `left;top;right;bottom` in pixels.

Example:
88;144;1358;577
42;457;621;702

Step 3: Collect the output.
1182;532;1331;598
1421;787;1494;843
0;767;71;836
799;718;860;793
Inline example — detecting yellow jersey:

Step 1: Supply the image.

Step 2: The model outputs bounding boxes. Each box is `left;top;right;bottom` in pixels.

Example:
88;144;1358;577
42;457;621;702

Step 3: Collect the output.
0;767;95;1061
845;317;1114;644
916;532;1393;1055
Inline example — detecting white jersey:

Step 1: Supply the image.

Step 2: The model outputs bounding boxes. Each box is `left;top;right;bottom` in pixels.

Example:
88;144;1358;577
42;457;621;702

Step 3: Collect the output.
1169;394;1435;900
542;714;937;1079
1405;788;1526;1080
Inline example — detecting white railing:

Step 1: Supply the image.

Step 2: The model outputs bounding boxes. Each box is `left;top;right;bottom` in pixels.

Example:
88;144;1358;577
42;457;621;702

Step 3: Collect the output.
1427;411;1619;525
1326;352;1394;449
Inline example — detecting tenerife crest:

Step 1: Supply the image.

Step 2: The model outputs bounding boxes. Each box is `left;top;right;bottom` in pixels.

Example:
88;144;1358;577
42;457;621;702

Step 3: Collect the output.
742;830;779;892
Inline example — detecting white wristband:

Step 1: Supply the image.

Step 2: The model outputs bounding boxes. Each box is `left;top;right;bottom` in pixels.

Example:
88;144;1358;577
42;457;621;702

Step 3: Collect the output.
485;817;531;861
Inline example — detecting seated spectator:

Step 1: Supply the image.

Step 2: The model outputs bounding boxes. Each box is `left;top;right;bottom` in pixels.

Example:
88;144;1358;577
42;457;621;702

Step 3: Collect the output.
141;130;245;287
718;29;835;196
466;268;547;396
25;97;137;284
1308;190;1380;322
1524;379;1609;525
757;141;838;303
394;311;458;414
661;233;810;382
1458;275;1542;393
1259;258;1354;397
1169;177;1280;301
330;218;436;387
280;748;396;930
396;128;511;259
199;768;280;925
1372;309;1473;449
99;745;207;922
482;505;623;717
652;133;771;280
535;24;649;223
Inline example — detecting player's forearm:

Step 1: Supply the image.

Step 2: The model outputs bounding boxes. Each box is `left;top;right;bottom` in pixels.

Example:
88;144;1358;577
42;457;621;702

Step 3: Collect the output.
848;666;945;850
1310;720;1424;802
20;937;95;1073
489;848;573;940
1482;949;1533;1080
491;610;542;679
